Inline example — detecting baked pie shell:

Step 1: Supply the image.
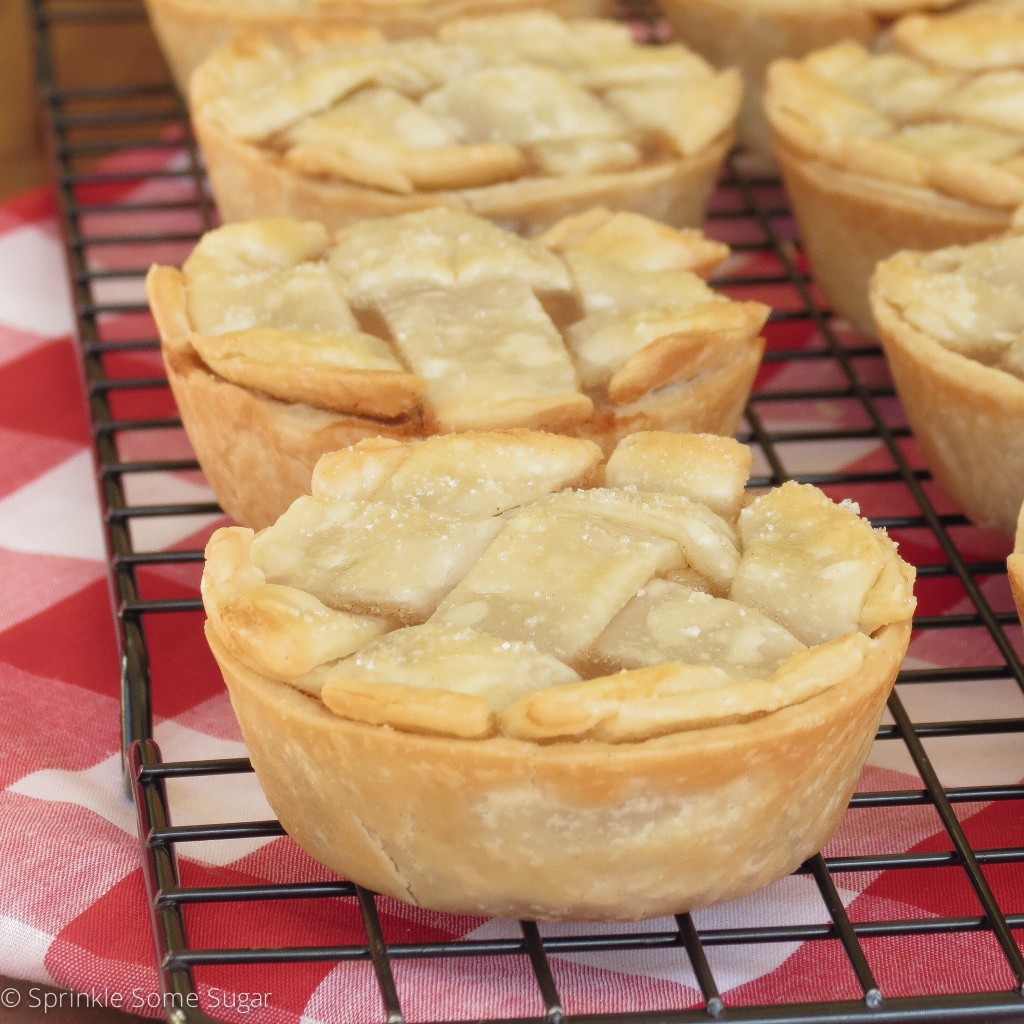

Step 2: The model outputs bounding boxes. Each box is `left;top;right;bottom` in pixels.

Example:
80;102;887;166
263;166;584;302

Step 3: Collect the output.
772;135;1010;337
145;0;613;91
207;616;909;921
871;261;1024;538
151;253;765;531
190;96;733;236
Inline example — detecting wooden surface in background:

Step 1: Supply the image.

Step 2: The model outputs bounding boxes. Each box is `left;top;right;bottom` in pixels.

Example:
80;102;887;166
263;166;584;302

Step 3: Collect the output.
1;0;48;197
0;0;172;200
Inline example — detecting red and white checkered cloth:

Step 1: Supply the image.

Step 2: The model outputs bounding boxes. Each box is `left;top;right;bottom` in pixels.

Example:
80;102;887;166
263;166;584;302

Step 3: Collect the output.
1;168;1022;1023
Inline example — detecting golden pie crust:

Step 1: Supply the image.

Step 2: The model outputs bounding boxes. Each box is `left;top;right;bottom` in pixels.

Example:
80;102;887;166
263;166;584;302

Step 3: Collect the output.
203;429;916;921
188;14;741;235
1009;501;1024;621
147;207;768;529
764;8;1024;335
144;0;614;90
659;0;960;164
870;224;1024;537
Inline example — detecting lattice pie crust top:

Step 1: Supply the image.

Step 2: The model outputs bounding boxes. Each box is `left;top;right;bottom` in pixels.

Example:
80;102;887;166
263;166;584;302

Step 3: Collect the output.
765;8;1024;211
204;431;915;918
191;13;740;194
760;5;1024;335
148;207;767;528
160;208;763;429
205;430;915;740
144;0;614;93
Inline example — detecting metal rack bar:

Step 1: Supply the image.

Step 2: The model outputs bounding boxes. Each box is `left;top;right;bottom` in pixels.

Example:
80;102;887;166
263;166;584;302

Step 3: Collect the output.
356;889;405;1024
521;921;564;1024
676;915;724;1019
886;692;1024;989
807;856;883;1009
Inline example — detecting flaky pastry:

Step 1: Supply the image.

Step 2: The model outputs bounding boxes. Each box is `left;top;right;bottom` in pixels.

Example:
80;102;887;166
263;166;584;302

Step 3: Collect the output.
870;223;1024;536
147;207;768;529
188;14;741;235
203;429;916;921
764;7;1024;334
144;0;614;90
659;0;960;164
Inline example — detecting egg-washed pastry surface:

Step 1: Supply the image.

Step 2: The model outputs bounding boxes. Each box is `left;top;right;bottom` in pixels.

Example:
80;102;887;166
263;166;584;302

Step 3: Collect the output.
150;207;767;435
765;8;1024;211
190;13;741;195
203;430;917;743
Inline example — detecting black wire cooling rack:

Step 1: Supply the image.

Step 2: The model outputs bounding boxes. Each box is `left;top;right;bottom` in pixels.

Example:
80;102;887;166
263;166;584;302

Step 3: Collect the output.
29;0;1024;1021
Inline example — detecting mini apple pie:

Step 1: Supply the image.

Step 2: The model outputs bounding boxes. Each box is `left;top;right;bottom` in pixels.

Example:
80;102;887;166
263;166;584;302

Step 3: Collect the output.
659;0;962;165
764;7;1024;335
146;206;768;529
202;429;916;921
870;224;1024;537
144;0;616;91
188;13;742;235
